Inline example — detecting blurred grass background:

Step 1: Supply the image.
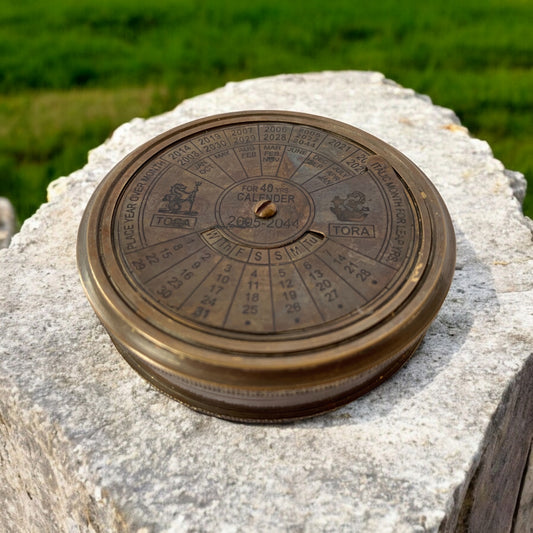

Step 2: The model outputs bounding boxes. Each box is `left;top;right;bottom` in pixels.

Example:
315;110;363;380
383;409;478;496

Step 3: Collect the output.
0;0;531;222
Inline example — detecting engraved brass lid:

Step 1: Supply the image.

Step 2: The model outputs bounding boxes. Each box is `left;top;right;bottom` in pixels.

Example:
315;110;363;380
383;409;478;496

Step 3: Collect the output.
77;111;455;422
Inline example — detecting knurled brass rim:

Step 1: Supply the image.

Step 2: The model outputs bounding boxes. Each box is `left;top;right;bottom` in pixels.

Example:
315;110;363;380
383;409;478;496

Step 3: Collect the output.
77;110;455;422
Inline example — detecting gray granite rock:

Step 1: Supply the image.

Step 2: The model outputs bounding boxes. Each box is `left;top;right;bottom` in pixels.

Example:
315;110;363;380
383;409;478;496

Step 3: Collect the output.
515;443;533;532
0;197;16;249
0;71;532;532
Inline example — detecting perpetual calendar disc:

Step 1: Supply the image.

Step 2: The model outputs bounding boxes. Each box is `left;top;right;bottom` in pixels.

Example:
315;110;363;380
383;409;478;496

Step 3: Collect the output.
77;111;455;422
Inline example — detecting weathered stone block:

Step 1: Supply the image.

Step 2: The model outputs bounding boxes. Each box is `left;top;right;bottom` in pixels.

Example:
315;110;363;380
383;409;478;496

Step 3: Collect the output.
1;72;532;532
0;197;16;249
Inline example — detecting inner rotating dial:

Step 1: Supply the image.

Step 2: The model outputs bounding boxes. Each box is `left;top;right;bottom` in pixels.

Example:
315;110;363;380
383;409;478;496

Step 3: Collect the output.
215;177;314;248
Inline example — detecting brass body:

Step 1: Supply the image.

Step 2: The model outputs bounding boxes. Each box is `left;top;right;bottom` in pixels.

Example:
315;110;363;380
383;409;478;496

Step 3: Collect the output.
77;111;455;422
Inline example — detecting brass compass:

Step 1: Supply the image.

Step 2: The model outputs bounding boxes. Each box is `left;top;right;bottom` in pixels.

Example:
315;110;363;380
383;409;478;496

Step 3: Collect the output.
77;111;455;422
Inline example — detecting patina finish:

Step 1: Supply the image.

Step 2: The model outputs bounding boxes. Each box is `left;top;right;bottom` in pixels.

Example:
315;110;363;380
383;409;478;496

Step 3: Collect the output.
77;111;455;422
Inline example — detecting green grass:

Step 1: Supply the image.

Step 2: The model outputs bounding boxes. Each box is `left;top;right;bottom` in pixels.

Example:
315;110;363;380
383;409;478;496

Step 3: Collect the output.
1;0;532;221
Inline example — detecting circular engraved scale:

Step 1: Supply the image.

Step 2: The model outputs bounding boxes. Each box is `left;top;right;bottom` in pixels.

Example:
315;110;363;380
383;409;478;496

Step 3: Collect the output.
77;111;455;422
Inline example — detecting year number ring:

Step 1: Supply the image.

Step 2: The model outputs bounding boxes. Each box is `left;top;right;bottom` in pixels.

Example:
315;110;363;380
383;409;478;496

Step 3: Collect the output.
77;111;455;422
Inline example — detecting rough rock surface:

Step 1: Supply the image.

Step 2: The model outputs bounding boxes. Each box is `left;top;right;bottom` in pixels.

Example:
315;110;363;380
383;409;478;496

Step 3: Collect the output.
1;72;532;532
0;197;16;249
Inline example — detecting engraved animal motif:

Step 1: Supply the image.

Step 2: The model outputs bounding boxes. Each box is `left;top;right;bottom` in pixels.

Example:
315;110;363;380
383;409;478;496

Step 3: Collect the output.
330;191;369;222
159;182;202;215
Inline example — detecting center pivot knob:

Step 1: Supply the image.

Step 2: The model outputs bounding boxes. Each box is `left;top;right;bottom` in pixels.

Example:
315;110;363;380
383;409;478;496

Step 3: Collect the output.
254;200;277;219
